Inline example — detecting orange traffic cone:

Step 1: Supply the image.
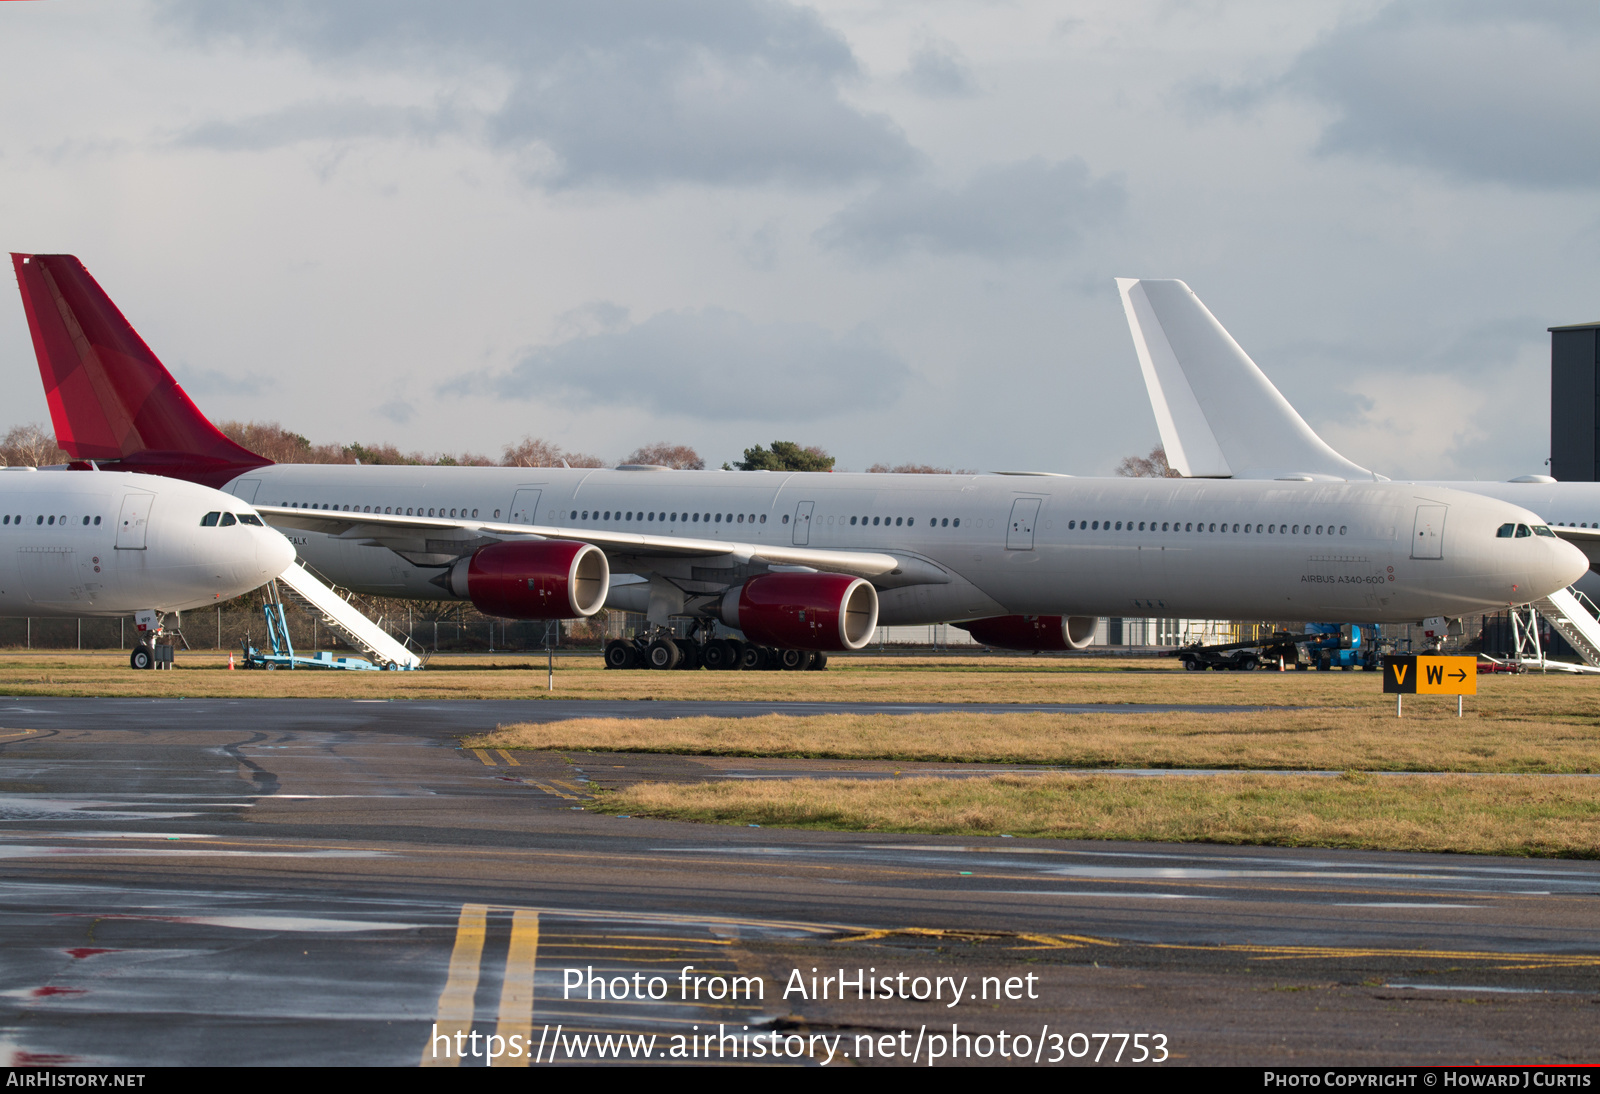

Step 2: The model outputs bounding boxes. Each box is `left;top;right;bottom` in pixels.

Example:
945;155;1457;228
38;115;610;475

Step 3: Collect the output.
228;653;235;671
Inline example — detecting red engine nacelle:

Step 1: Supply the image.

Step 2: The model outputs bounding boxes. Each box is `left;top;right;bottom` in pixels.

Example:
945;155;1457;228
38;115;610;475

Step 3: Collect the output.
958;615;1096;651
718;573;879;651
442;539;610;619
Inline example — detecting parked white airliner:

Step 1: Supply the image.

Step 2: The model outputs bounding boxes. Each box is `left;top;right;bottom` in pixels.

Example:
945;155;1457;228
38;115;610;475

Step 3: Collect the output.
0;467;296;662
1116;278;1600;576
9;253;1587;670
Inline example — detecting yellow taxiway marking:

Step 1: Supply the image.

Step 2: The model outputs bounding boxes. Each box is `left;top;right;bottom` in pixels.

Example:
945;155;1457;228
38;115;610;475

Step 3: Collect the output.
0;728;40;743
546;778;588;795
1147;940;1600;969
838;925;1119;949
496;749;521;767
492;909;540;1068
421;904;488;1068
469;749;496;767
524;779;584;800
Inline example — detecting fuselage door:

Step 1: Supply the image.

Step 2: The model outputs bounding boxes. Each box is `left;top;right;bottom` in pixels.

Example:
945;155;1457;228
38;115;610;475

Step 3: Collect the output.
1007;498;1041;550
509;489;542;525
792;501;814;545
1411;505;1447;559
115;493;154;550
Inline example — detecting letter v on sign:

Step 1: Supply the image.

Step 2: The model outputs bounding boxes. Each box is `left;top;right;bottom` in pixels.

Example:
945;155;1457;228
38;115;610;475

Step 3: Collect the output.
1383;656;1417;694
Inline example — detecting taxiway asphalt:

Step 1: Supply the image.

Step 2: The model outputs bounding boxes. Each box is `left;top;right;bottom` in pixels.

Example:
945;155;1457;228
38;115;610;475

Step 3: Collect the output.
1;698;1595;1067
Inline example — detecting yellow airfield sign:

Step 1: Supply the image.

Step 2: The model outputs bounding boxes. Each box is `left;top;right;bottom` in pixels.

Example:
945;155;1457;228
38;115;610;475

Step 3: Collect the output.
1382;655;1476;695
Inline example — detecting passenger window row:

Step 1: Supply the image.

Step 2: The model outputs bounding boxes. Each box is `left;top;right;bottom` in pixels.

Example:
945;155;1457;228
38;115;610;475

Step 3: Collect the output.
844;516;924;527
813;515;960;528
2;514;102;526
569;511;765;525
284;502;487;518
1069;519;1349;535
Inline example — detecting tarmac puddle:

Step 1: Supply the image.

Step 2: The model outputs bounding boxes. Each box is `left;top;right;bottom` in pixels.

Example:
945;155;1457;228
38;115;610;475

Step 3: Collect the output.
0;796;198;822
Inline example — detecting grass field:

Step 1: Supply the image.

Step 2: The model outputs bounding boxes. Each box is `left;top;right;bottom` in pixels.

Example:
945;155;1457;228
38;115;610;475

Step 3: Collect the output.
0;648;1591;710
470;705;1600;773
0;649;1270;701
592;772;1600;858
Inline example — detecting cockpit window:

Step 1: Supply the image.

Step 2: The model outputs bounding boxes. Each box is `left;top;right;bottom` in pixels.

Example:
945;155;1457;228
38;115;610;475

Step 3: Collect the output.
1534;525;1555;537
1515;524;1532;538
238;513;264;526
220;512;238;527
1496;523;1514;538
200;512;220;527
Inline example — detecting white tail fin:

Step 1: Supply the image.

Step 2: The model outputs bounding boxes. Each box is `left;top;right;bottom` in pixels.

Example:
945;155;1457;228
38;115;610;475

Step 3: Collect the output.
1116;278;1375;481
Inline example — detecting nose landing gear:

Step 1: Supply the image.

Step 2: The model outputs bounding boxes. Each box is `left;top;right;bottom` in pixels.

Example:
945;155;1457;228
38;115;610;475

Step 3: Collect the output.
128;609;180;670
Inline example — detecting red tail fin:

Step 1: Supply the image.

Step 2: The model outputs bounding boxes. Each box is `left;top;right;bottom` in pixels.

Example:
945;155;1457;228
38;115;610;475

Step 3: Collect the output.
11;253;270;487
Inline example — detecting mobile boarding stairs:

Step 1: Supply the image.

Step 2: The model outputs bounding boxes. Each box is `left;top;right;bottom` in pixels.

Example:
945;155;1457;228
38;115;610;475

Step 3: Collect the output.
241;561;425;671
1490;586;1600;675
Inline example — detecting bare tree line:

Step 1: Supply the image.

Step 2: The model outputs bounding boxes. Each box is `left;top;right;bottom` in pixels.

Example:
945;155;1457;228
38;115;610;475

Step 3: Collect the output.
1115;446;1179;478
3;418;980;476
866;462;978;474
0;424;70;469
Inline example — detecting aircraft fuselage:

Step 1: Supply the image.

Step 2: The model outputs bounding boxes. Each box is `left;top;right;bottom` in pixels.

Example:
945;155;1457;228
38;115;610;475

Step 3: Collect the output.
221;465;1583;625
0;469;294;615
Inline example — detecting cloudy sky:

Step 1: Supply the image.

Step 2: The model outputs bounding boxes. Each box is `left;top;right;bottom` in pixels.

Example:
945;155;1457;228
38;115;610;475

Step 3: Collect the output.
1;1;1595;478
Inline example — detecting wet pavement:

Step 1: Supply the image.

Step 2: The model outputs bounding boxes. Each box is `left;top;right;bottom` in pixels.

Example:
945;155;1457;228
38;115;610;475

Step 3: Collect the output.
0;701;1596;1066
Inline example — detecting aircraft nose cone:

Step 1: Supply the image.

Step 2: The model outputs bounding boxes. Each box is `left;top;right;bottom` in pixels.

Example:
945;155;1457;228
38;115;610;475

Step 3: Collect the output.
1551;538;1591;595
259;528;297;576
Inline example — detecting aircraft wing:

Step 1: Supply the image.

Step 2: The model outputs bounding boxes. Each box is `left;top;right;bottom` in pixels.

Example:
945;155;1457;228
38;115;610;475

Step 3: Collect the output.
1116;278;1377;482
254;505;915;581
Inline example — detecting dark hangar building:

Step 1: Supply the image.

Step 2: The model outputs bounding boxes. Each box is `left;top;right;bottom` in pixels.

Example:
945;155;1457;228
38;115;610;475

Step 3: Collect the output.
1551;320;1600;482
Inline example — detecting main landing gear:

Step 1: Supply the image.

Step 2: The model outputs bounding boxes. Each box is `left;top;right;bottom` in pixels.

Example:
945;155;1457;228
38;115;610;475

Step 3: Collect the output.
604;630;829;672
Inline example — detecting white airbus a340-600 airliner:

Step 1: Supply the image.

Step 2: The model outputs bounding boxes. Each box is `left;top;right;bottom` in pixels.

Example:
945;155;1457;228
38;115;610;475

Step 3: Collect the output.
10;253;1587;671
0;465;295;667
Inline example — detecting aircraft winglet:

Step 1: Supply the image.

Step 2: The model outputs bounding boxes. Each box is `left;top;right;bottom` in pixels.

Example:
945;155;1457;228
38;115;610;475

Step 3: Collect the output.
1115;278;1375;482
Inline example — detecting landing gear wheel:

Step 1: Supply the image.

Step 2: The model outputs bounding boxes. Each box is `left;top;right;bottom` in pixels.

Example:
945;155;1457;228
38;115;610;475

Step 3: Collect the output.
604;640;637;670
646;638;681;670
675;641;702;670
702;640;734;671
779;648;809;671
808;652;828;671
130;645;153;671
738;643;764;671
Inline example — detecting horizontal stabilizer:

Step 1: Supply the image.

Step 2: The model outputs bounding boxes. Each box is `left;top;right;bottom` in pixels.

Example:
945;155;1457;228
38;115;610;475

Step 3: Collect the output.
1116;278;1374;481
